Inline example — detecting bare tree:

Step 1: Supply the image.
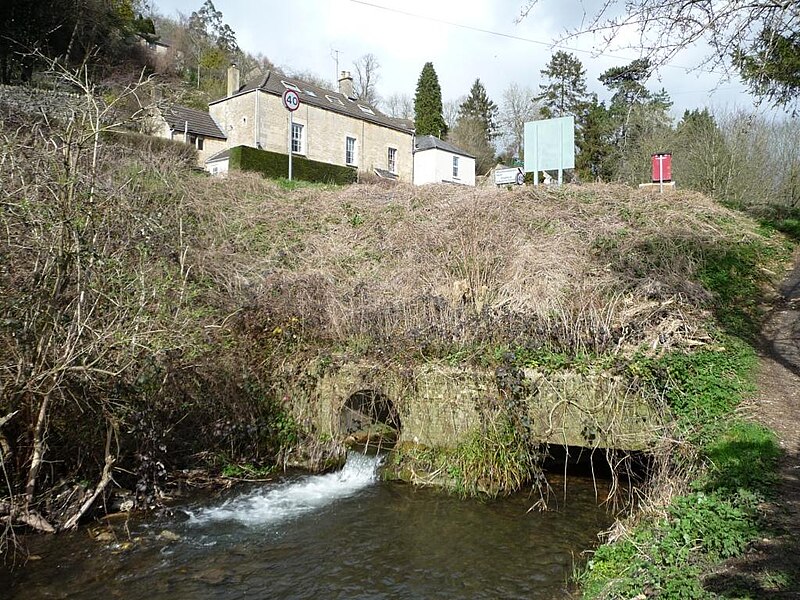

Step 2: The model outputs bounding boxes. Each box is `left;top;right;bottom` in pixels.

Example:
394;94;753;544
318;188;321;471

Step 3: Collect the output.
499;83;539;160
0;57;190;546
353;53;381;106
289;69;334;90
443;96;465;136
519;0;800;110
383;92;414;119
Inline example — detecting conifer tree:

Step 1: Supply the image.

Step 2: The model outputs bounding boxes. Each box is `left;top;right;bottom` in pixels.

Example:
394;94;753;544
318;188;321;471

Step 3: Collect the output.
534;51;589;118
575;95;613;180
414;62;447;137
458;78;499;140
451;79;499;174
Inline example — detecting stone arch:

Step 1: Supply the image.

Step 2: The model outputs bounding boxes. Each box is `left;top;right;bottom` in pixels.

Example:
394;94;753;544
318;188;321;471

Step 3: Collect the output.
338;389;401;446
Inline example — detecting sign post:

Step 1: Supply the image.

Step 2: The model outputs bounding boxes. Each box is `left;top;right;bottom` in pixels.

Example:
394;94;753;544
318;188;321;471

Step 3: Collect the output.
494;167;525;186
523;116;575;187
282;89;300;180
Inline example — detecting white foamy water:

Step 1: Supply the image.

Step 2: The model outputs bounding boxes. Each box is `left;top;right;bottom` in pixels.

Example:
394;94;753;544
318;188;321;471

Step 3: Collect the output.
188;452;382;526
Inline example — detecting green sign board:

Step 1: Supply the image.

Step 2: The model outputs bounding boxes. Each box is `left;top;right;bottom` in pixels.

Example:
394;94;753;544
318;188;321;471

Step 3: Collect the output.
523;116;575;174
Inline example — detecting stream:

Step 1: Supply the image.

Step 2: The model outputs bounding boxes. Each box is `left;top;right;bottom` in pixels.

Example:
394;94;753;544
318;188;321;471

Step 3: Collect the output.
0;452;615;599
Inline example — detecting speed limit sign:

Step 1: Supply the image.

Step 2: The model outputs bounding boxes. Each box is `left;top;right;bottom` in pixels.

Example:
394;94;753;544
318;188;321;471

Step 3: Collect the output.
282;89;300;112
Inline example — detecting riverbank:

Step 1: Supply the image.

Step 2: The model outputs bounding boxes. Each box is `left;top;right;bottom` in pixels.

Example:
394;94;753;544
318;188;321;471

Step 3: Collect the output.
1;93;796;582
577;247;800;598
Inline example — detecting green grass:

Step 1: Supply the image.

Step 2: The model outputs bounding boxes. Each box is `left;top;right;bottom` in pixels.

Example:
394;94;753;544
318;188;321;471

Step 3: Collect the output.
580;424;777;599
578;343;782;599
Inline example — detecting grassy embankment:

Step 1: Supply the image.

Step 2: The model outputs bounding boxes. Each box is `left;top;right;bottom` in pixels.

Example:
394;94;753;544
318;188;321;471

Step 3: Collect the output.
0;89;793;580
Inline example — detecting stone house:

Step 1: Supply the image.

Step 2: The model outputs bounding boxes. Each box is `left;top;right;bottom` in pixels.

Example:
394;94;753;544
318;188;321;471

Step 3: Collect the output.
149;104;227;165
413;135;476;186
207;66;415;182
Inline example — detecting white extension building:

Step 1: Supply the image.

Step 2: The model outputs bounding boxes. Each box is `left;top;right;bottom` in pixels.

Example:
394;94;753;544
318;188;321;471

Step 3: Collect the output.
412;135;476;186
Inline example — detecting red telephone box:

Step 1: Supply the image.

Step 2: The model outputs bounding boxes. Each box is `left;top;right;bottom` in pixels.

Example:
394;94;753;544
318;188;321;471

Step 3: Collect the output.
651;153;672;182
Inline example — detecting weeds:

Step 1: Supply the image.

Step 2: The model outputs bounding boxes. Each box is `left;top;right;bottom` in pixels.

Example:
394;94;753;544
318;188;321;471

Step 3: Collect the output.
578;341;782;598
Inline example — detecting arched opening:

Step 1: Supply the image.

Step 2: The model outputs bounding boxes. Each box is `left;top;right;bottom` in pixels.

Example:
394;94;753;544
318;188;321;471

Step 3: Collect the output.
339;389;401;449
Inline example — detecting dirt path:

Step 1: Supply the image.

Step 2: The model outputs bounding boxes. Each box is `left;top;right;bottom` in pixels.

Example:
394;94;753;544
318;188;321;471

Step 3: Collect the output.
705;257;800;598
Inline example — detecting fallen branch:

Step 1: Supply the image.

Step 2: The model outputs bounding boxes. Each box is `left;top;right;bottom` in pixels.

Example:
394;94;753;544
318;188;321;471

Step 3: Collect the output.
0;503;56;533
61;421;117;531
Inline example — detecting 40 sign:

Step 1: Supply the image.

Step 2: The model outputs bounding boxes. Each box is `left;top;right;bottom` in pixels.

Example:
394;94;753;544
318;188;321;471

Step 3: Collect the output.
282;89;300;112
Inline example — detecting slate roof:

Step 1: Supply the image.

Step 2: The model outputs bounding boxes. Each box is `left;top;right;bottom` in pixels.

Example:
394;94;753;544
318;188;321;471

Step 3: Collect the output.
161;105;226;139
211;71;414;135
374;168;399;180
413;135;475;159
205;148;231;163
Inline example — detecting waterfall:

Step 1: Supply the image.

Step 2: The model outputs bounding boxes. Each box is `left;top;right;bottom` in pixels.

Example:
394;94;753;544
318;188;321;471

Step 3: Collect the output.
188;452;382;526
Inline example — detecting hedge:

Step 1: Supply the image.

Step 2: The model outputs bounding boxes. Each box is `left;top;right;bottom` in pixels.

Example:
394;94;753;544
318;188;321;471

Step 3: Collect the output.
229;145;357;185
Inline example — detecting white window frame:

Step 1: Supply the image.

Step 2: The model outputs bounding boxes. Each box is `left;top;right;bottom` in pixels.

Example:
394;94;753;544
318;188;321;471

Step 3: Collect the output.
387;147;397;174
452;155;460;179
345;136;357;166
291;122;305;154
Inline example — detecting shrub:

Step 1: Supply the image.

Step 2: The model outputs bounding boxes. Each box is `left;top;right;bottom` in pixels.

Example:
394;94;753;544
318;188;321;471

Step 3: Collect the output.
229;145;357;185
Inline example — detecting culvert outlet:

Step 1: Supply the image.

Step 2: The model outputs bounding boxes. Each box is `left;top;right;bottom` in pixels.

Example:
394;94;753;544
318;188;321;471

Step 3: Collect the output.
339;389;401;449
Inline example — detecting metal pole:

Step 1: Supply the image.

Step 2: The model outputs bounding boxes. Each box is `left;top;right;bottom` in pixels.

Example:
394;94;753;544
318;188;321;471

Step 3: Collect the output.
533;127;539;186
558;121;563;185
288;110;293;181
659;155;663;194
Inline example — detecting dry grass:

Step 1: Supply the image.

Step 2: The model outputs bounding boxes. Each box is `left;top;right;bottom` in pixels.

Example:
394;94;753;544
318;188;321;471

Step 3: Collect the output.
185;174;766;359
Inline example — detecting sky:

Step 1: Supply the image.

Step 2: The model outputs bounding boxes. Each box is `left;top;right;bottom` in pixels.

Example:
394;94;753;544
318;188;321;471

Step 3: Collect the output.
149;0;784;120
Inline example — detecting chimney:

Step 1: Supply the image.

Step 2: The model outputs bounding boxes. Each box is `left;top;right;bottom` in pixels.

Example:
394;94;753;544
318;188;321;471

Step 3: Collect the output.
227;63;240;97
338;70;354;99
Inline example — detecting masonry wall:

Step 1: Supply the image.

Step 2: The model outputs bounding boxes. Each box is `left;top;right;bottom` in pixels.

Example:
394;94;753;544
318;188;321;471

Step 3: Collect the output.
209;91;259;148
284;359;659;453
210;90;414;183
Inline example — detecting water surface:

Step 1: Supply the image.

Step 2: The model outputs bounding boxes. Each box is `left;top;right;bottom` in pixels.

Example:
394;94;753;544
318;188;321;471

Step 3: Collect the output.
1;453;614;599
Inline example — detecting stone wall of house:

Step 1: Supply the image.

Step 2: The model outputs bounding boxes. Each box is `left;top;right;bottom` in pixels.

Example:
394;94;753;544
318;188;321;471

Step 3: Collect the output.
210;90;414;183
209;91;258;148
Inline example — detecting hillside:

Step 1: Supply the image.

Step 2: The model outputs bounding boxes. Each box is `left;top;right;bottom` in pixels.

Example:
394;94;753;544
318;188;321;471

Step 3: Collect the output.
0;101;794;596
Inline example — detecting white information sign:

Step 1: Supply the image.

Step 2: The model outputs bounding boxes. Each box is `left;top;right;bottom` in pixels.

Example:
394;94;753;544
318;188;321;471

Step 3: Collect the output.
495;167;524;186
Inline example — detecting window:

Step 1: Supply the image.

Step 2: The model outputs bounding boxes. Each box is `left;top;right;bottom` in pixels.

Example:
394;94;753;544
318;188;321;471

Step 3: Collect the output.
346;136;357;165
291;122;304;154
187;134;204;150
325;95;344;105
304;90;317;97
387;147;397;173
281;80;300;92
357;104;375;115
452;156;459;179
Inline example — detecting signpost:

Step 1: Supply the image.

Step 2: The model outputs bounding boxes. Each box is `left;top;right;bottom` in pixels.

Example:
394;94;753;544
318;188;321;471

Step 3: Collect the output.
282;89;300;180
523;116;575;186
495;167;524;186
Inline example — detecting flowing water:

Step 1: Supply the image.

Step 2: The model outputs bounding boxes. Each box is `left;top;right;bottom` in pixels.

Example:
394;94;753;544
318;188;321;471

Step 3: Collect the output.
1;452;615;599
